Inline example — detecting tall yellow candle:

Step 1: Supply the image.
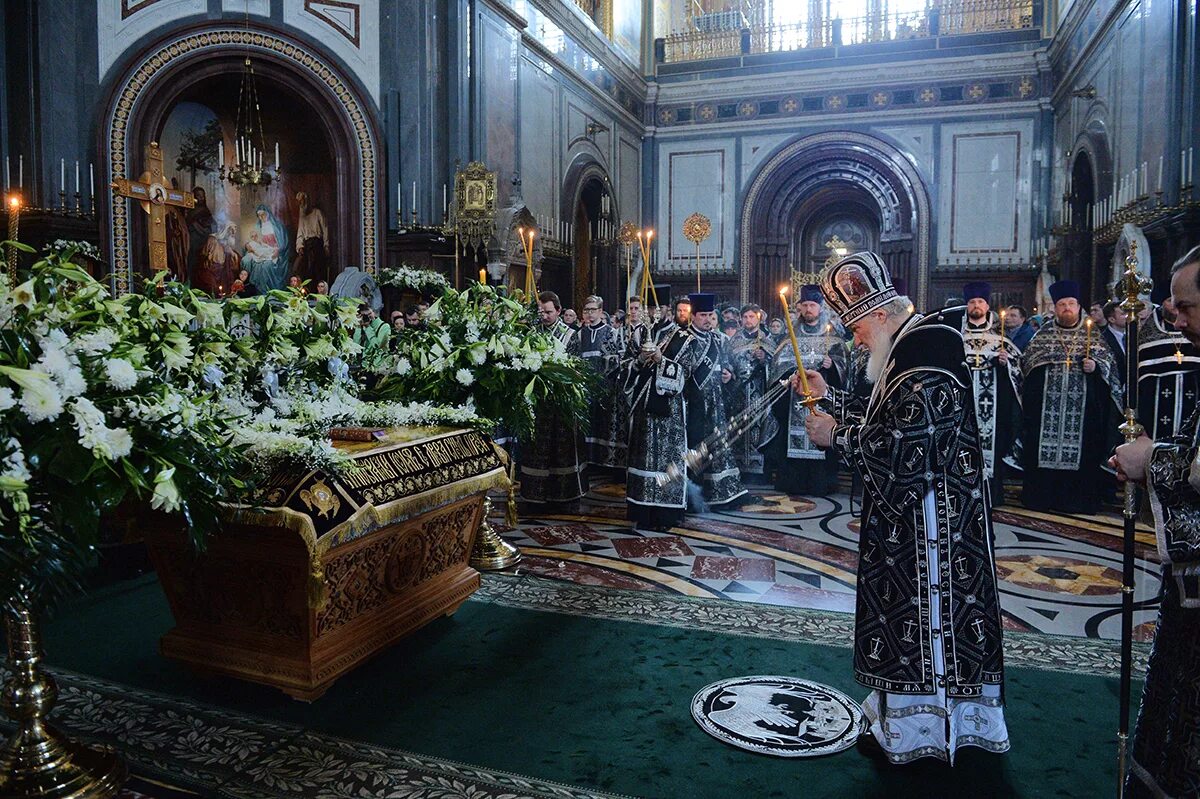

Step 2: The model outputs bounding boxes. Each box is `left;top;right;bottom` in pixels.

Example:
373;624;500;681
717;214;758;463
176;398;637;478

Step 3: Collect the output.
1085;317;1093;358
999;308;1006;340
779;286;814;406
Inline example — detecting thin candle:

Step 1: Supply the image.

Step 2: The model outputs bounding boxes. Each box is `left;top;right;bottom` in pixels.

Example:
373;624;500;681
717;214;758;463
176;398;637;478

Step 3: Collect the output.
1085;317;1093;358
999;308;1006;340
779;286;815;407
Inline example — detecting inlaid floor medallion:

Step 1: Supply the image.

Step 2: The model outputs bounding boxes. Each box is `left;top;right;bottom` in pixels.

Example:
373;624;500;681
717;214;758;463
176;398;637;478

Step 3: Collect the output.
690;675;866;757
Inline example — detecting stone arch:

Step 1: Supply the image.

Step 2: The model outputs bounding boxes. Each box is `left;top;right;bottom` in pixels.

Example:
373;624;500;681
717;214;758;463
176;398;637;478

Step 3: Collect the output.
101;26;381;294
739;131;932;307
561;154;619;309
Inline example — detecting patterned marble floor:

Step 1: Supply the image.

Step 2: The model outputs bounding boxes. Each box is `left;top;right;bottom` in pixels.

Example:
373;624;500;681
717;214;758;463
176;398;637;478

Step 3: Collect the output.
495;479;1162;642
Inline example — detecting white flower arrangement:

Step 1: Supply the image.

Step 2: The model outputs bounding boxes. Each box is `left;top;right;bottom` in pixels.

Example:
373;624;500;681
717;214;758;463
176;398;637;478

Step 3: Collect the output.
0;242;486;607
378;264;451;294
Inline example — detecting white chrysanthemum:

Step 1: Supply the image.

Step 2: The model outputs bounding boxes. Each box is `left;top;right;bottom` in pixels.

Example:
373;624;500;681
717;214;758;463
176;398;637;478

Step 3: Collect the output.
104;358;139;390
42;329;70;350
19;380;64;422
55;366;86;399
454;368;475;386
37;346;72;379
75;328;119;354
394;357;412;376
0;388;14;412
468;343;487;365
105;428;134;459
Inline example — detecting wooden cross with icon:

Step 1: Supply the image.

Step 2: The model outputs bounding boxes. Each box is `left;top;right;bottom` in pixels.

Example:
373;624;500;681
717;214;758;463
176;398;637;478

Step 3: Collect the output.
111;142;195;272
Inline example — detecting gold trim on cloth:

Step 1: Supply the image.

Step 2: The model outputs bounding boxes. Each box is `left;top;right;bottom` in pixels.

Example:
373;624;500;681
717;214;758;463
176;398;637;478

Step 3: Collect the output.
221;427;510;608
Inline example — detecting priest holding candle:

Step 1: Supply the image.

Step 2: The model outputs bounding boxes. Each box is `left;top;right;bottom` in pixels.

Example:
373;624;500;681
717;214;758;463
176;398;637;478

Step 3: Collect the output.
762;283;846;495
793;251;1009;764
1018;280;1122;513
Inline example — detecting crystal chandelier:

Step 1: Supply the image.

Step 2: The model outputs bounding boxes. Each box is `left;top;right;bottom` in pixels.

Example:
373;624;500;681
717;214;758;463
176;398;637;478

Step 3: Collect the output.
217;54;280;189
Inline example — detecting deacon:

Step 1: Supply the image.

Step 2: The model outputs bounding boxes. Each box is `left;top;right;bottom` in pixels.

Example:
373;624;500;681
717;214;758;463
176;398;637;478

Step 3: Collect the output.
961;282;1022;505
1138;292;1200;440
726;303;774;478
1019;280;1122;513
578;295;625;469
800;252;1009;764
1111;245;1200;797
620;298;700;530
683;293;747;509
762;284;846;495
519;291;587;504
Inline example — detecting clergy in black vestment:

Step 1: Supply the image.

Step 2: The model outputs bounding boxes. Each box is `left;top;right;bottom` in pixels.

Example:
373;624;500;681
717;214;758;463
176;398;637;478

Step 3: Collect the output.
1019;280;1122;513
1113;245;1200;798
578;295;624;469
1138;299;1200;441
725;303;773;478
685;293;747;509
519;291;587;504
761;284;846;495
961;282;1022;505
801;252;1008;764
619;296;701;529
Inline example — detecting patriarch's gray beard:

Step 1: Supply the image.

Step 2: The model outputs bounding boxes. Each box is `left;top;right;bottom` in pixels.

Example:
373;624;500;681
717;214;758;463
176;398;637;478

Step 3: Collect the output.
865;327;894;384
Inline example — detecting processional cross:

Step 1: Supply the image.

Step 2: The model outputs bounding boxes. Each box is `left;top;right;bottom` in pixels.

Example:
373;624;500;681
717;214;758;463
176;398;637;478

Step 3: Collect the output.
111;142;195;272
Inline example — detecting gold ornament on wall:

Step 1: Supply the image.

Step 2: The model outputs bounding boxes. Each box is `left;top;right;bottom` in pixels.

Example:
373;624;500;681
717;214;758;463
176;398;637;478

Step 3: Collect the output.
451;162;498;255
683;212;712;292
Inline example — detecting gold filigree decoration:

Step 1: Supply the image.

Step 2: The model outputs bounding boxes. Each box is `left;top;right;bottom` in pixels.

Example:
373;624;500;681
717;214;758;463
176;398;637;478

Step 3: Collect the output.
300;479;342;519
683;212;712;245
617;221;639;246
451;161;497;253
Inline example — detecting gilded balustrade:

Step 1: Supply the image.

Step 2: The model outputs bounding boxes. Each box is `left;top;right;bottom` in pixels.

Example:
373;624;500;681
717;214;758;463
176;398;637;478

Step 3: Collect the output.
661;0;1035;64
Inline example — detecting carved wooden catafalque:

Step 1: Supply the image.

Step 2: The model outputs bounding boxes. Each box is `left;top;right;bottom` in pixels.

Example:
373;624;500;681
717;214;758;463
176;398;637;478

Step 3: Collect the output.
142;427;508;700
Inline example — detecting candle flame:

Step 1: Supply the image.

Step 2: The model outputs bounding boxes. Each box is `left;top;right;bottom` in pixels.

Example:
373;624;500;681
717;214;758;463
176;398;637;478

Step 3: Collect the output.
645;229;654;239
6;196;18;209
779;285;789;296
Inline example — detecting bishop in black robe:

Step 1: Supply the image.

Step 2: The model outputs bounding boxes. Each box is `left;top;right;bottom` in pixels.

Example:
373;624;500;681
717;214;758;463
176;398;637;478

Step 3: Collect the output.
802;252;1008;764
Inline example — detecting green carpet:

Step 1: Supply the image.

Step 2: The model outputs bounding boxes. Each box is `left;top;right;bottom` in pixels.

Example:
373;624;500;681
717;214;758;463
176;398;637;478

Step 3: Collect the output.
38;574;1130;798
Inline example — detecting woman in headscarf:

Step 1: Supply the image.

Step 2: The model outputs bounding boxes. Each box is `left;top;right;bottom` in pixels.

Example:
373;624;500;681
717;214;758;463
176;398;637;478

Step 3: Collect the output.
242;203;290;291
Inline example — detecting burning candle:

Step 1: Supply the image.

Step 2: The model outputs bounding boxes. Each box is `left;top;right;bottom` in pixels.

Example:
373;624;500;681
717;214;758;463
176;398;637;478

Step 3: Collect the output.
480;268;487;284
779;286;813;406
1085;317;1093;358
999;308;1006;340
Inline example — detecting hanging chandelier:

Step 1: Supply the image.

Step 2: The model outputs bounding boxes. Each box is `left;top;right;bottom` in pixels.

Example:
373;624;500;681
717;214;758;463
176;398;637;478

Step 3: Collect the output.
217;48;280;189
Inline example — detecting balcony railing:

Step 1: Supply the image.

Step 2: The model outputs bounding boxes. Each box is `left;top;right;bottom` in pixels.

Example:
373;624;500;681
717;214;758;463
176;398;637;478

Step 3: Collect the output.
660;0;1035;64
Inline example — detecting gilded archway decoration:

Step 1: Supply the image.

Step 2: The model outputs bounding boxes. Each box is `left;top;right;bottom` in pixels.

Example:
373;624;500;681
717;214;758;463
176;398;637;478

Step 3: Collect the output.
104;28;380;294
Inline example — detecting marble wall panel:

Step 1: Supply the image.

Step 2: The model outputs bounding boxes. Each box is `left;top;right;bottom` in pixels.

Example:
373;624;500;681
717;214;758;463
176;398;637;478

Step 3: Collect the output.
519;57;560;216
658;141;735;266
480;12;519;195
1113;3;1143;179
618;136;640;222
283;1;380;103
874;125;936;183
98;0;205;81
740;133;797;189
938;120;1033;264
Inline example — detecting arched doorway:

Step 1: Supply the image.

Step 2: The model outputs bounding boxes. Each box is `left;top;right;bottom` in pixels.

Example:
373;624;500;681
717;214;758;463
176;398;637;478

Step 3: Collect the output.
561;157;618;312
101;26;381;294
739;131;931;307
1066;150;1096;299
